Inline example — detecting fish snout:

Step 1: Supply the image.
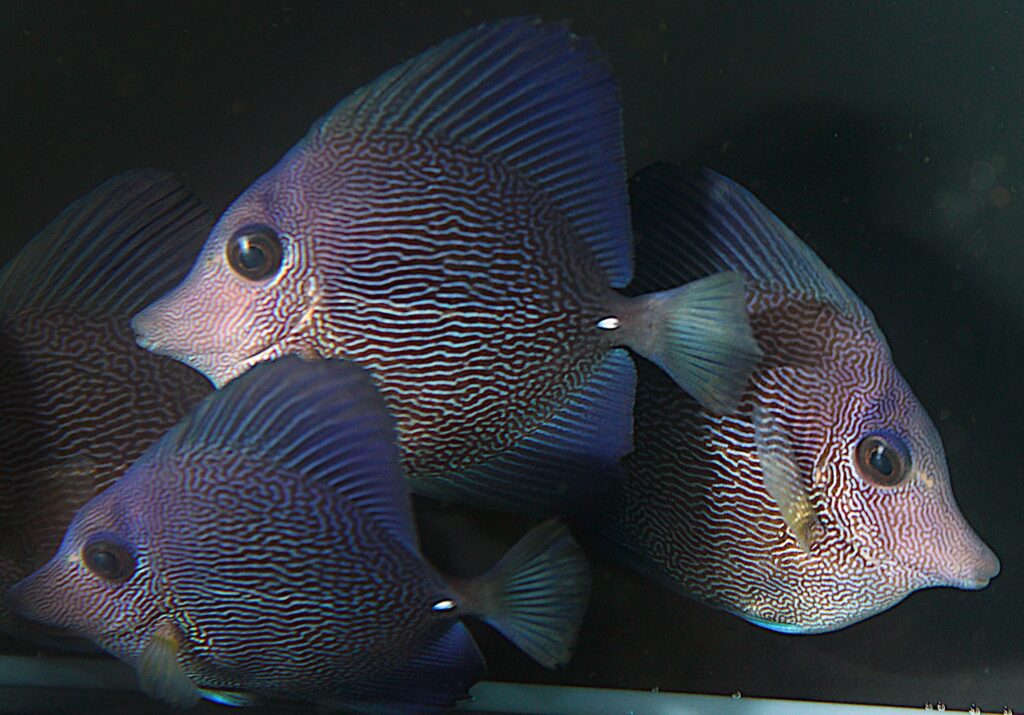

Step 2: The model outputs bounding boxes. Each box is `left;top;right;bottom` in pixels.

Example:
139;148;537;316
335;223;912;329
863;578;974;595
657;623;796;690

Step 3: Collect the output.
960;540;1000;590
5;575;43;625
931;529;1001;591
131;304;169;355
5;563;73;630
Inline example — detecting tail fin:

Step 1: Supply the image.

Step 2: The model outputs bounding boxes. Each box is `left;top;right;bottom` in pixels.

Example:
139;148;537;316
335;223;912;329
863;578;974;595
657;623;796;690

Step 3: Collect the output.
456;521;591;669
629;271;761;414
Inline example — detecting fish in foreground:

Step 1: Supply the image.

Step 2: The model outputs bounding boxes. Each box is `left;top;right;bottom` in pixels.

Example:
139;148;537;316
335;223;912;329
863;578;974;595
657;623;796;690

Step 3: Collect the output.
587;164;999;633
8;358;591;712
130;18;761;516
0;171;213;645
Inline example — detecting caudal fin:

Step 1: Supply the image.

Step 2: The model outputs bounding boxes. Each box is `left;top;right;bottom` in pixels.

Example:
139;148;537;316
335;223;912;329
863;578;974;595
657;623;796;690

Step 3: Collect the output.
630;271;762;414
457;521;591;669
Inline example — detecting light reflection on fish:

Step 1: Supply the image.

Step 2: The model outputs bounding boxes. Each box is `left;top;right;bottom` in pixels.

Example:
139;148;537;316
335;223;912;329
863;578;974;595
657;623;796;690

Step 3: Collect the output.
8;358;590;712
588;164;999;633
0;171;213;645
130;19;761;516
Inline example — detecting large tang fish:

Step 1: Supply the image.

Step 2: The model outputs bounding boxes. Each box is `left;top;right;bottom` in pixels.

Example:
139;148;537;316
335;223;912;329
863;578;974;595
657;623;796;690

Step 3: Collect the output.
131;19;761;515
588;164;999;633
0;171;213;644
8;358;591;713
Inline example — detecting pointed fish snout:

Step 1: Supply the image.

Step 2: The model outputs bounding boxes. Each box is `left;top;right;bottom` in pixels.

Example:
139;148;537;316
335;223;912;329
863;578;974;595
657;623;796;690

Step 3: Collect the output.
5;577;39;624
5;564;70;629
939;533;1001;591
965;541;1000;589
131;307;162;352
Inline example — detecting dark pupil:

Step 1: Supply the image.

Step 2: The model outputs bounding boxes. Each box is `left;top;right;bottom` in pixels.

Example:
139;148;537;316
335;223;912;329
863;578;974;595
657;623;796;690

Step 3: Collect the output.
227;227;282;280
869;445;894;476
89;549;118;576
84;539;134;582
237;239;267;270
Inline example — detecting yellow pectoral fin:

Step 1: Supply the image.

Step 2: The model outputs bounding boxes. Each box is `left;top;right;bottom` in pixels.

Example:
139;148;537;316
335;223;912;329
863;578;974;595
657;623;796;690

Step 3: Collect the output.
752;404;822;552
138;623;201;708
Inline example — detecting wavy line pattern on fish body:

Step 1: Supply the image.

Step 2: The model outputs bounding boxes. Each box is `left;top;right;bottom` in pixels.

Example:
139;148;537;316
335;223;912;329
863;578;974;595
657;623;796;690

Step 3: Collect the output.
156;133;613;479
0;171;214;643
596;164;997;633
620;295;930;630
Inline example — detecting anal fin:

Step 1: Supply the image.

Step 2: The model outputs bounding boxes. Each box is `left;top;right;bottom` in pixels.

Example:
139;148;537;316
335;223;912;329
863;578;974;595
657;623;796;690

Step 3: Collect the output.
320;622;485;714
416;348;636;516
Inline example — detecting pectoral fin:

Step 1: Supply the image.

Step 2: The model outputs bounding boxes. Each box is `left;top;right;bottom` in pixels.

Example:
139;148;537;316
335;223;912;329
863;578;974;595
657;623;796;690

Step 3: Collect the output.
752;404;821;552
138;623;201;708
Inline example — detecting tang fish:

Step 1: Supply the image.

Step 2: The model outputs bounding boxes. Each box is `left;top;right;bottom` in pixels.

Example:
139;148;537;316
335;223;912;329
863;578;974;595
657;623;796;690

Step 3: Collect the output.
587;164;1000;633
130;19;761;516
0;171;213;645
8;358;591;712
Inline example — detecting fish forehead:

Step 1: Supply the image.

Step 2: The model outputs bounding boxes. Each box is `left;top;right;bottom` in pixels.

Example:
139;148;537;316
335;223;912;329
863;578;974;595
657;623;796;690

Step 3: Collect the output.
150;131;617;477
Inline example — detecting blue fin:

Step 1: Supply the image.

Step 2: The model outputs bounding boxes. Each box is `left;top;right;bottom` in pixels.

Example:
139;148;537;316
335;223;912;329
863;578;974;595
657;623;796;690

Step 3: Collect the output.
321;622;485;714
0;170;211;316
316;17;631;287
416;348;635;516
457;520;591;669
198;688;260;707
629;271;762;414
157;357;417;551
629;163;874;324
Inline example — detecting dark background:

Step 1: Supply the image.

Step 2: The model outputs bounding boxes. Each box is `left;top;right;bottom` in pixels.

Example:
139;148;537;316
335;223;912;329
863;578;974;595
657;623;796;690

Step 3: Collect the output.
1;1;1022;711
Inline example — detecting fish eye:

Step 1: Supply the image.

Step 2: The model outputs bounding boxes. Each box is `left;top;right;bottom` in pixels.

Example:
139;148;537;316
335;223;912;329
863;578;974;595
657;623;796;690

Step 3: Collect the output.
854;432;912;488
83;537;135;583
226;225;283;281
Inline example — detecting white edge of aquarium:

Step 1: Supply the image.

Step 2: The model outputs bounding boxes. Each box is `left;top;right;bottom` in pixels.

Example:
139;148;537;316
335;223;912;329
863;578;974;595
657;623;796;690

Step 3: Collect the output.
0;655;1002;714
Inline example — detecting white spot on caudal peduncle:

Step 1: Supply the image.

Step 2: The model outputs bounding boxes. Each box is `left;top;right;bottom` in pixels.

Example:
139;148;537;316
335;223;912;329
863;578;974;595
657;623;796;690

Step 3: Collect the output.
431;599;456;612
596;317;620;330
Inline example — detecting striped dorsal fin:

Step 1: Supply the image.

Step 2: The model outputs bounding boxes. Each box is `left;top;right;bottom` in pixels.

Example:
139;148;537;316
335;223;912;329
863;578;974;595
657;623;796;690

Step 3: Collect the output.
313;17;631;287
157;357;418;551
629;163;876;327
0;170;211;317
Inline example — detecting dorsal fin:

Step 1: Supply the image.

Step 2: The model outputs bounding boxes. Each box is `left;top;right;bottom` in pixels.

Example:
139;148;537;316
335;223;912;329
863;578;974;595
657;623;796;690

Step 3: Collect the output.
315;17;631;287
0;170;212;316
159;357;417;551
629;163;874;325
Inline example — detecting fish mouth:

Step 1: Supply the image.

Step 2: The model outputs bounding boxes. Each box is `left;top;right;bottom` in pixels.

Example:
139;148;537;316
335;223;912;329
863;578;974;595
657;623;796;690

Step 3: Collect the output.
955;543;1000;590
134;331;161;354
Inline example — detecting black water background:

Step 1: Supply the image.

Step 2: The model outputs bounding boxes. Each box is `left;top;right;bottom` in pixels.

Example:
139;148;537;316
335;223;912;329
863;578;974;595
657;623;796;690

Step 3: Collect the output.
1;1;1022;711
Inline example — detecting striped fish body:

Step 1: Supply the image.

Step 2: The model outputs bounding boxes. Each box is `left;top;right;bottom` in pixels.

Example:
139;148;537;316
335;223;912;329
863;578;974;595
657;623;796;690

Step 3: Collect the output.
132;20;763;516
591;165;999;633
204;134;613;479
9;359;591;712
0;172;213;645
90;449;457;698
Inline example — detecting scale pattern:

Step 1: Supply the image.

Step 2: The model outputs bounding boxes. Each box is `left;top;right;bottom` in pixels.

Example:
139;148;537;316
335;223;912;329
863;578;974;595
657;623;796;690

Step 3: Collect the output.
300;134;613;476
